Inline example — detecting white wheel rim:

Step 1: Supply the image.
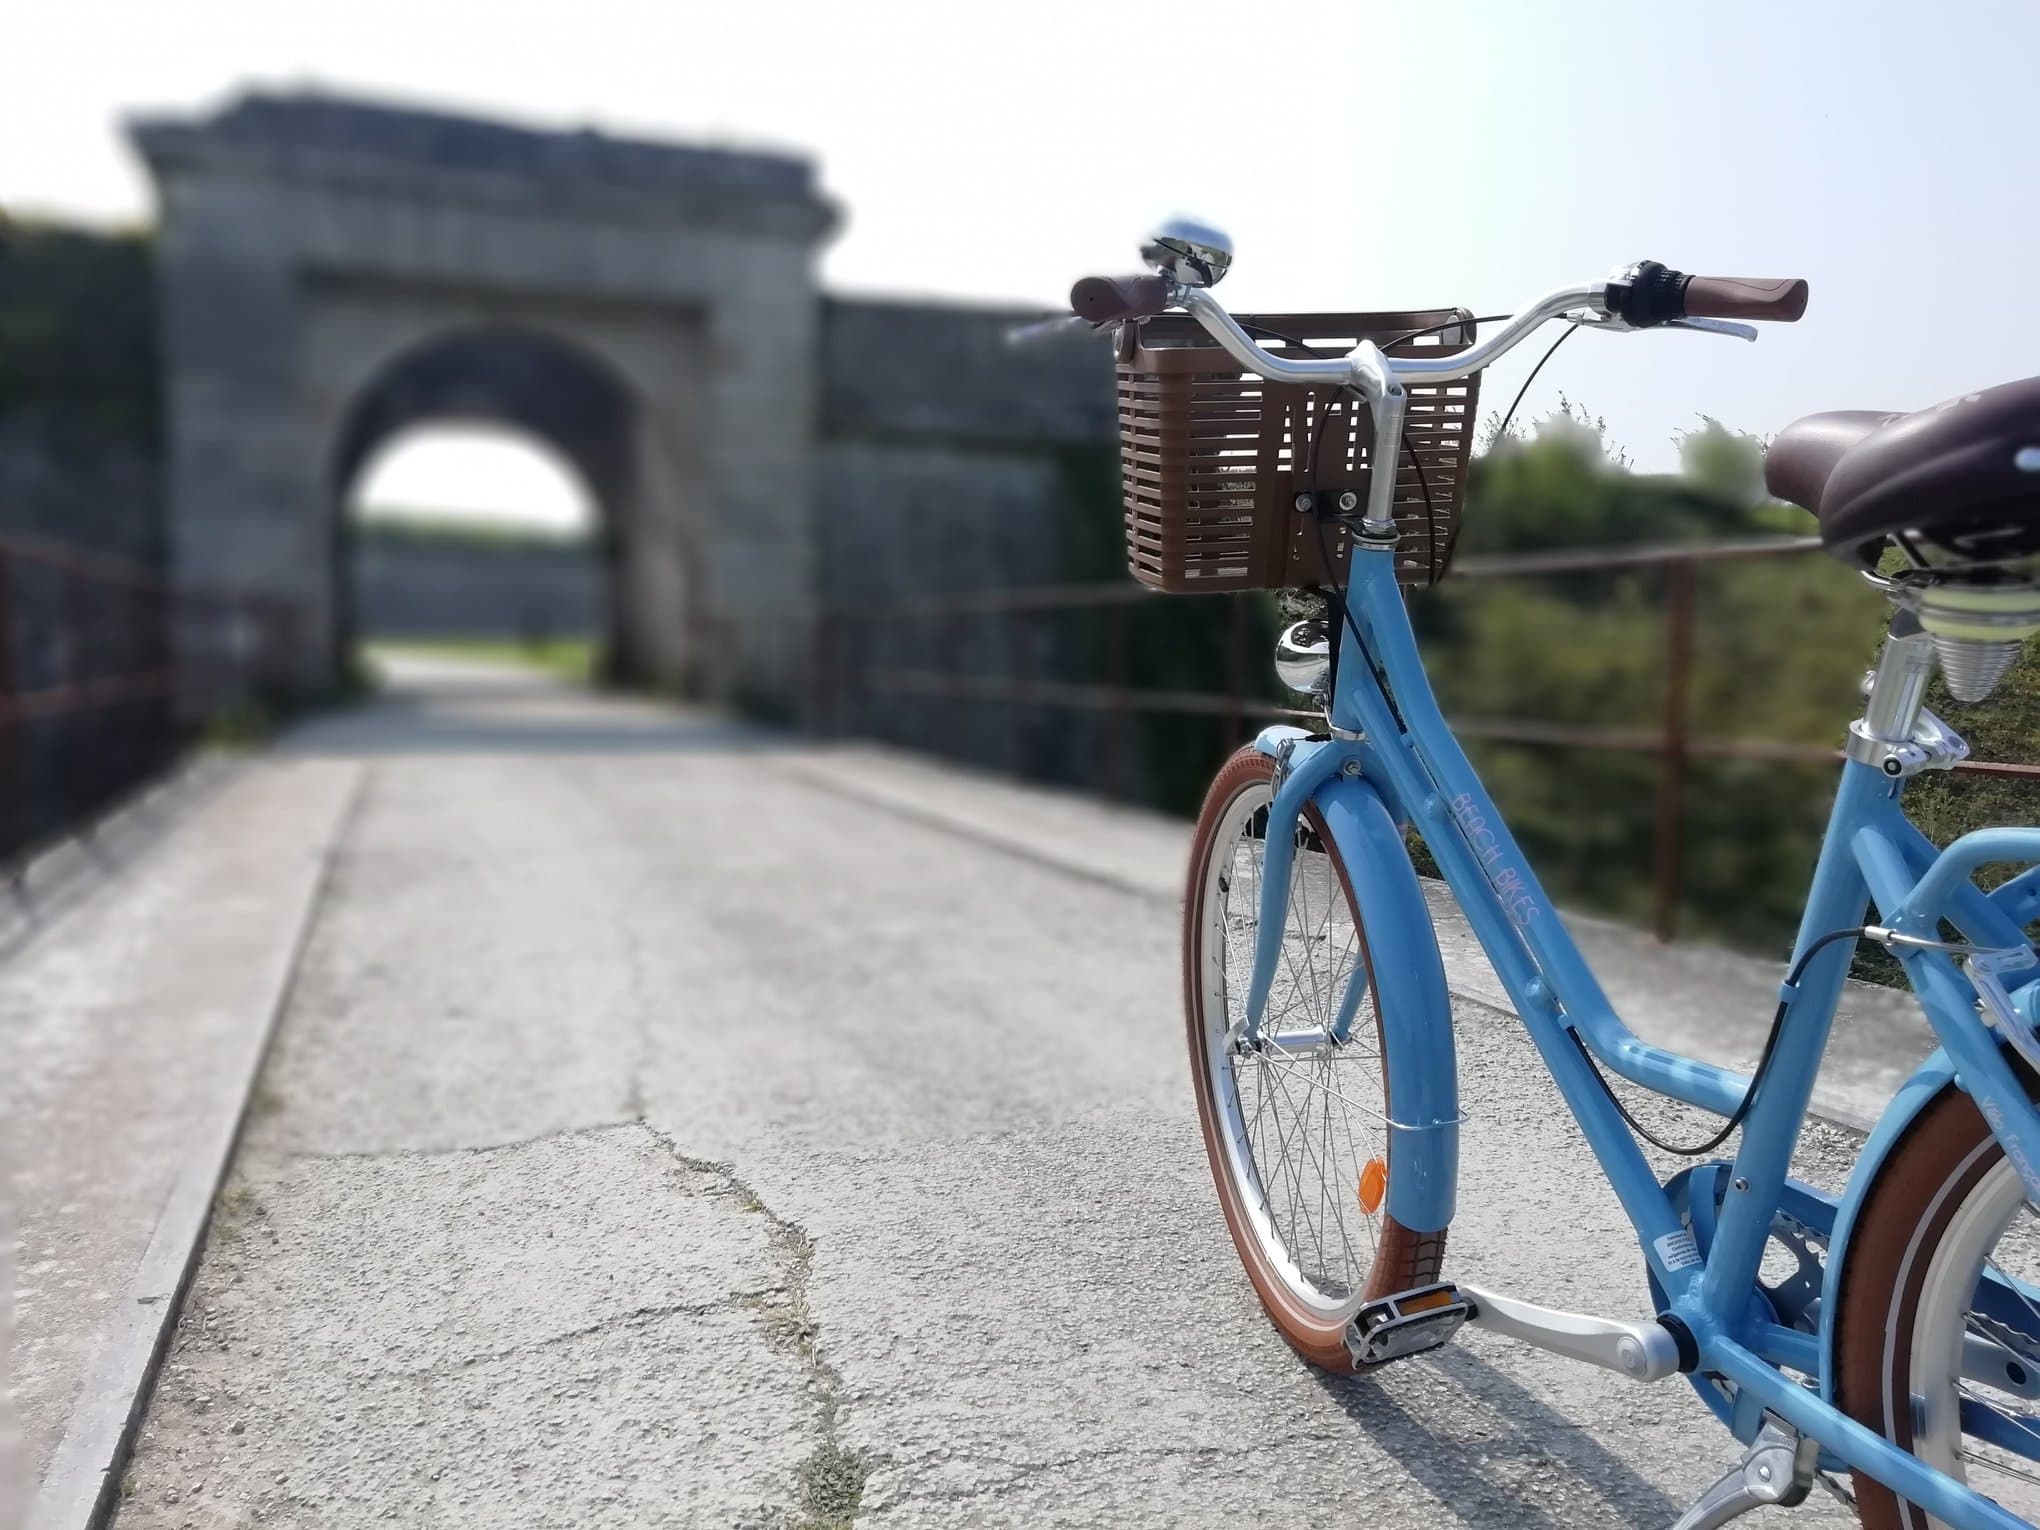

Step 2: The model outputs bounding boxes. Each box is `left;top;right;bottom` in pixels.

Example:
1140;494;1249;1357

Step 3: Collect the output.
1196;773;1394;1318
1906;1153;2040;1525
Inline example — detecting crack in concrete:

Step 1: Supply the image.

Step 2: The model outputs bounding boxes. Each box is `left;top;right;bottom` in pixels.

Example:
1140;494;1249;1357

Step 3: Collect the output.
638;1121;865;1528
280;1118;642;1163
618;919;653;1122
349;1296;767;1386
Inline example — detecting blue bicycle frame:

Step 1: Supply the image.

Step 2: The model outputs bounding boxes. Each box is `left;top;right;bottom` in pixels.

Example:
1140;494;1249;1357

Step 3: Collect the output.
1244;542;2040;1527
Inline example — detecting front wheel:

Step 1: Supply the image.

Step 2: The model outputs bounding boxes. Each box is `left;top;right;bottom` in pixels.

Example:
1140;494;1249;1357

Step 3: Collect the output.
1834;1076;2040;1526
1182;746;1444;1372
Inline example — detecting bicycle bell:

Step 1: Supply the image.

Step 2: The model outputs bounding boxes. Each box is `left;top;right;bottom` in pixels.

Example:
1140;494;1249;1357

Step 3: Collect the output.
1142;218;1234;288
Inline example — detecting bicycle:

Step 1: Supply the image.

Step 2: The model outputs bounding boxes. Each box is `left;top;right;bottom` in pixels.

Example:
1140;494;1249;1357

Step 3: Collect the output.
1067;223;2040;1528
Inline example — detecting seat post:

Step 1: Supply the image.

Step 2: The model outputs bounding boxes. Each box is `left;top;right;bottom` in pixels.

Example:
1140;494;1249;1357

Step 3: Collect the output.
1861;612;1936;747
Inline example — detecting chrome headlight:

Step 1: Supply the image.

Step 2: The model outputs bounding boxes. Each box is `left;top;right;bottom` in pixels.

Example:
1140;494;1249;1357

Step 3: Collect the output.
1274;619;1332;698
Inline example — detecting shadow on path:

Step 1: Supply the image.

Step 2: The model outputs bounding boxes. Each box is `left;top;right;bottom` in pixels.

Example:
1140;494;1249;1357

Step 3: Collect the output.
1316;1345;1686;1527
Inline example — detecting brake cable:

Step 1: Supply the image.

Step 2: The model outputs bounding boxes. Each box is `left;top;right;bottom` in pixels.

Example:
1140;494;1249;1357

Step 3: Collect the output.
1490;323;1579;447
1579;926;1871;1157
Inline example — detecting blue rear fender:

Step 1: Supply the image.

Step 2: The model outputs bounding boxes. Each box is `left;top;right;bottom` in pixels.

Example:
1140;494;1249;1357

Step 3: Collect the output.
1249;729;1460;1234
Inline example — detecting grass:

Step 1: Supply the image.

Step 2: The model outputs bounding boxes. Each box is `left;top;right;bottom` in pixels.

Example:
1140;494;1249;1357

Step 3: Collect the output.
741;1291;817;1359
364;637;598;684
211;1182;257;1244
199;703;275;751
249;1081;287;1120
792;1442;866;1530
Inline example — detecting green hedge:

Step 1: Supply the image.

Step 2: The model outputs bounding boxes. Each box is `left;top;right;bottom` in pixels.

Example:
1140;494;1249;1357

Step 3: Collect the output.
0;219;159;450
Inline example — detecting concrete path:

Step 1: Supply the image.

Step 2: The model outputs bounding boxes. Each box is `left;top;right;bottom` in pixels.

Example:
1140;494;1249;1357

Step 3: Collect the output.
3;756;361;1527
60;655;1908;1526
787;745;1938;1133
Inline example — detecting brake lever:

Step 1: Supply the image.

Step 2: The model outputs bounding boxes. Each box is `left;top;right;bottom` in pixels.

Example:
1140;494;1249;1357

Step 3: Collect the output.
1563;310;1758;342
1666;316;1759;343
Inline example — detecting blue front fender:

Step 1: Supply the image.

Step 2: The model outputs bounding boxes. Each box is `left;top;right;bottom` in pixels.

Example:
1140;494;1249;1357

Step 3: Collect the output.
1819;1048;1959;1401
1248;729;1460;1233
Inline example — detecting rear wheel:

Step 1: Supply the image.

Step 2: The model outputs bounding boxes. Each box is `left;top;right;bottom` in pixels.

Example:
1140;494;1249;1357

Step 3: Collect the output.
1835;1078;2040;1526
1182;746;1444;1372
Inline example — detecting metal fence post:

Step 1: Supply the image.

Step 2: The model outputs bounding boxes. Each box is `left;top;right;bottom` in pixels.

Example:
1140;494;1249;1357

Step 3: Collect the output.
938;608;961;762
62;565;87;826
0;547;16;859
1105;600;1131;801
1009;606;1031;778
1224;594;1248;761
812;609;837;739
1651;557;1698;942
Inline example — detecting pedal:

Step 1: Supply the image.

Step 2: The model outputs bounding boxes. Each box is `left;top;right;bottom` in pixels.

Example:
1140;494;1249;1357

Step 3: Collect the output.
1344;1282;1471;1368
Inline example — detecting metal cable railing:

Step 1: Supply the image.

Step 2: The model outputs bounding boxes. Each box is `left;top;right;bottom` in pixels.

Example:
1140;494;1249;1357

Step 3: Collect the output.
0;531;297;864
819;537;2037;940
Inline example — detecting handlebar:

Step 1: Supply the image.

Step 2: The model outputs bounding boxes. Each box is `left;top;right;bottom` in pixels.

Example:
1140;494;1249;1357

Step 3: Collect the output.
1175;283;1607;387
1062;248;1807;539
1064;258;1809;390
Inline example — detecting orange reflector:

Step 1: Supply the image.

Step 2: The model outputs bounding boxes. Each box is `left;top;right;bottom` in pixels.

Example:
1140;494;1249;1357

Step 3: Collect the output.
1357;1157;1388;1216
1400;1287;1457;1314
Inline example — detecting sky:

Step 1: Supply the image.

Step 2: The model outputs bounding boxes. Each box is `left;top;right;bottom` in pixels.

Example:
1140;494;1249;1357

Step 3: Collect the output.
353;425;592;532
8;0;2038;526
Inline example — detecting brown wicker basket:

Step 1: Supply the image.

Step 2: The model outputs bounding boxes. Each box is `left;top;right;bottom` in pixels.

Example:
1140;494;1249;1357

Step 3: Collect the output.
1116;309;1483;591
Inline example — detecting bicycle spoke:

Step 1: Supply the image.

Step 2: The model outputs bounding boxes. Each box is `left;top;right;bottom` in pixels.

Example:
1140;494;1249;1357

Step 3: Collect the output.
1201;779;1395;1311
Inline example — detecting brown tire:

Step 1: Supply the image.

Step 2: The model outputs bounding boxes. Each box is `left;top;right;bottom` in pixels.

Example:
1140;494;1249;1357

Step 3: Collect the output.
1834;1074;2040;1526
1183;746;1445;1373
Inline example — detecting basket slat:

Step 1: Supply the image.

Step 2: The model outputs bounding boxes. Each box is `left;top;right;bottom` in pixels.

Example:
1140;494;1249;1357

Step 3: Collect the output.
1116;310;1483;592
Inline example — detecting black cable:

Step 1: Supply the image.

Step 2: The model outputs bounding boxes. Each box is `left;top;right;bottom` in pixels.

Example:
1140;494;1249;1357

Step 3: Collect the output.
1308;508;1363;675
1239;315;1507;361
1383;313;1510;350
1490;322;1577;449
1237;319;1326;355
1577;926;1870;1156
1402;433;1439;583
1300;389;1368;663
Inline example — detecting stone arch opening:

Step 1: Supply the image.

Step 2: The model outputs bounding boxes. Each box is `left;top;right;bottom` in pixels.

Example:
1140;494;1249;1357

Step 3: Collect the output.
347;424;603;675
137;92;841;717
328;325;658;682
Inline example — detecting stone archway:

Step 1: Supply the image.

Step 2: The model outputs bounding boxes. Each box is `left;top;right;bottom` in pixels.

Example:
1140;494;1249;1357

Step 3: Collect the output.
321;318;686;687
134;92;836;712
329;324;637;678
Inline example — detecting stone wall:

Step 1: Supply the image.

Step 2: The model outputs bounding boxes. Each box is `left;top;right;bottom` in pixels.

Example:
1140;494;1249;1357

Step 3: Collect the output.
0;224;163;564
0;161;1143;850
816;298;1115;601
350;526;598;641
814;298;1122;782
0;224;174;858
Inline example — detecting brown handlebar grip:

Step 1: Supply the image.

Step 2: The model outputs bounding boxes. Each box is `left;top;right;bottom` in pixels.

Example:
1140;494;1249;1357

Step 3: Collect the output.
1070;274;1170;325
1682;276;1809;323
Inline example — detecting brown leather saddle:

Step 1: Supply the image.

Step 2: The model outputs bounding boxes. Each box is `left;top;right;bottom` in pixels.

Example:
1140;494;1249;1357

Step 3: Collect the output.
1767;377;2040;562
